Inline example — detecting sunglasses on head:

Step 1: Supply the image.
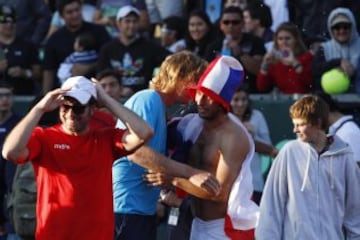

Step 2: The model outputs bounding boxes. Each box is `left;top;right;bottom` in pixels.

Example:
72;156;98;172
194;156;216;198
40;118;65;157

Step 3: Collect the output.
331;23;351;30
222;20;241;25
62;104;88;115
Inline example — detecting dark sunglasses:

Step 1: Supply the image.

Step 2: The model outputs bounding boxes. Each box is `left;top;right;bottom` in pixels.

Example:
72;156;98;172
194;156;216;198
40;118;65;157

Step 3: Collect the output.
331;23;351;31
0;16;16;24
62;104;88;115
222;20;241;25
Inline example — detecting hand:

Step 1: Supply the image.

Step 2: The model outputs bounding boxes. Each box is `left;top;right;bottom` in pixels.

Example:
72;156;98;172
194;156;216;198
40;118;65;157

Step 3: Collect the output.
35;88;68;112
143;170;174;188
340;59;355;77
7;66;24;78
189;171;220;196
91;78;108;107
160;190;183;207
280;48;296;65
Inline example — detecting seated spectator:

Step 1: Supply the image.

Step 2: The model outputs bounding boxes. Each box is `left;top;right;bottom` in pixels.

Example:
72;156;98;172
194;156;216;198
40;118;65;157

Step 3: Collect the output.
0;4;42;95
230;87;277;204
243;0;274;47
96;68;126;105
6;0;51;47
93;0;149;37
97;5;169;98
185;9;216;59
160;16;186;53
257;22;313;94
57;32;98;83
312;8;360;93
46;2;96;38
42;0;111;94
205;6;266;93
145;0;184;35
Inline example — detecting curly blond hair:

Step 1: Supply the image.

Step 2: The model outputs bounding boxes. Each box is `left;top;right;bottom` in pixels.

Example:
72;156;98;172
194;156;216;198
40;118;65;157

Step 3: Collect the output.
149;51;208;95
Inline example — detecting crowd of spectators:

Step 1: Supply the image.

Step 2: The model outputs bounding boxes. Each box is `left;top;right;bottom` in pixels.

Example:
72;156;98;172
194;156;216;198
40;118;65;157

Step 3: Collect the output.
0;0;358;97
0;0;360;239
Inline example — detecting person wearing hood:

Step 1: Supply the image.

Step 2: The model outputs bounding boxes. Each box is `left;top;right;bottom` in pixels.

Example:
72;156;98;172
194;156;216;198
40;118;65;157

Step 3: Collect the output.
256;95;360;240
312;8;360;93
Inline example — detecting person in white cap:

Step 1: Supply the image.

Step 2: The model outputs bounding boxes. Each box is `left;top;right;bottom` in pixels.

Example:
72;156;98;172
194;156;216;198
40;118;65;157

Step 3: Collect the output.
97;5;170;98
1;76;153;240
144;55;259;240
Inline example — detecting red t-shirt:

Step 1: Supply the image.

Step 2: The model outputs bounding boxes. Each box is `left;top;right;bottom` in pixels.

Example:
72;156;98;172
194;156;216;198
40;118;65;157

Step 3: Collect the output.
27;124;127;240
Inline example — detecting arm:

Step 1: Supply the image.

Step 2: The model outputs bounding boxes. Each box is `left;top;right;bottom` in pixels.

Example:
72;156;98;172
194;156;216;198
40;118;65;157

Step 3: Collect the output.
343;154;360;239
93;81;153;151
255;150;288;239
2;89;66;162
257;51;276;92
130;146;220;195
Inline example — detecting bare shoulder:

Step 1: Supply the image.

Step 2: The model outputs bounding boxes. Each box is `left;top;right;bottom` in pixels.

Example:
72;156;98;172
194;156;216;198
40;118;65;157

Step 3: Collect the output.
219;118;251;153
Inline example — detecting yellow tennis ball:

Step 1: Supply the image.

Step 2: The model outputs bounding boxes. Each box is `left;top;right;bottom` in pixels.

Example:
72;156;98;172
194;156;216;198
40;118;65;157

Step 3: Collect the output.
321;68;350;94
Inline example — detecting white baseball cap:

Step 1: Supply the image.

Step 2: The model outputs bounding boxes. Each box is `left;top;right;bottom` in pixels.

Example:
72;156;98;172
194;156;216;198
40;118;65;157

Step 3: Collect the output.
116;5;140;21
61;76;97;105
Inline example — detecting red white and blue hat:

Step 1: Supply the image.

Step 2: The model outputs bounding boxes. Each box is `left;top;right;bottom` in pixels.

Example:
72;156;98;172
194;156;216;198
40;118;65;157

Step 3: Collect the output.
188;56;244;112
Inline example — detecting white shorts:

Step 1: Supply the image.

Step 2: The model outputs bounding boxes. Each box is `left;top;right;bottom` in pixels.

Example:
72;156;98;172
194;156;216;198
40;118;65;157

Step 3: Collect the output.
190;217;230;240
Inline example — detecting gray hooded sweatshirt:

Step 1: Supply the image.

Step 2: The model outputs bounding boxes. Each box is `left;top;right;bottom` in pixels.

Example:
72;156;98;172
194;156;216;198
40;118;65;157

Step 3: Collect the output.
256;136;360;240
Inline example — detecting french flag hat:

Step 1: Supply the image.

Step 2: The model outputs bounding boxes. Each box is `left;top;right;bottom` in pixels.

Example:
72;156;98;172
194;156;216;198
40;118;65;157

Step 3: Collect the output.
188;56;244;112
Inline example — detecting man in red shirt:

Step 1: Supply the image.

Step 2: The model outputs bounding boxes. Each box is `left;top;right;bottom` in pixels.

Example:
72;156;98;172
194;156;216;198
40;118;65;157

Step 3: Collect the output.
1;76;153;240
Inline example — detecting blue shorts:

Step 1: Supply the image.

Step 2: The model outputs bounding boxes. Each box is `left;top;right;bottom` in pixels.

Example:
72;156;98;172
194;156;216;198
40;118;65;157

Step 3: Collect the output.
114;213;157;240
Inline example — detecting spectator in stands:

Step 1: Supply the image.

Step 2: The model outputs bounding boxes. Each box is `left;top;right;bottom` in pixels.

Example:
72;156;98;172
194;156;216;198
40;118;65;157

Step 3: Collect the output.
42;0;111;94
288;0;344;41
185;9;216;59
257;22;313;94
97;5;169;98
160;16;186;53
312;8;360;93
243;0;273;47
0;4;42;95
0;0;51;46
0;81;22;240
256;94;360;239
93;0;149;37
145;0;184;35
57;32;98;84
316;92;360;166
46;2;96;39
204;6;266;93
230;87;277;204
96;69;123;103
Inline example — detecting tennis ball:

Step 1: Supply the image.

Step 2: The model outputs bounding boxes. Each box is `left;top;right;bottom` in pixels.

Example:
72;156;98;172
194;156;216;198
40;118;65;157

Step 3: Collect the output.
321;68;350;94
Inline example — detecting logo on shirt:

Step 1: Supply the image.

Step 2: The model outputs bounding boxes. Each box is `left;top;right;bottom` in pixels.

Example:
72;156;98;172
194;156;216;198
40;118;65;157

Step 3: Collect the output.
54;144;70;150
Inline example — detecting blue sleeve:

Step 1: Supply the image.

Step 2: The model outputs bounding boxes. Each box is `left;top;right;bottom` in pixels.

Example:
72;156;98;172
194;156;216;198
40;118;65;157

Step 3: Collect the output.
116;90;167;154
